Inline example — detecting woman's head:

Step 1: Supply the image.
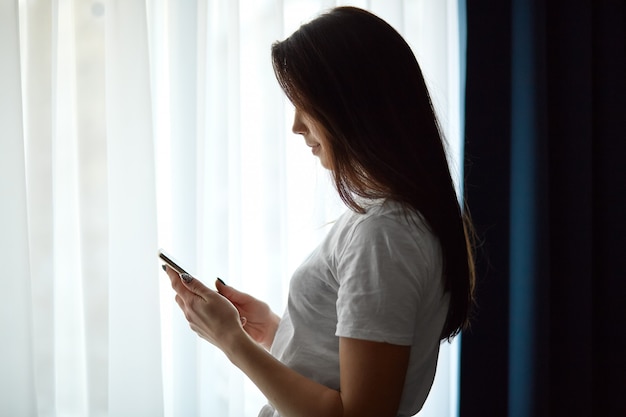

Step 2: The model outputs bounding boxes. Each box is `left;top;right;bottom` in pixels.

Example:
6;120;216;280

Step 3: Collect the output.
272;7;441;206
272;6;475;339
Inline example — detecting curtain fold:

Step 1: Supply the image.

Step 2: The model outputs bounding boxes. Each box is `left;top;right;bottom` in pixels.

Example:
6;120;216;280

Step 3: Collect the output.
0;2;37;415
461;0;626;416
106;1;163;415
1;1;465;415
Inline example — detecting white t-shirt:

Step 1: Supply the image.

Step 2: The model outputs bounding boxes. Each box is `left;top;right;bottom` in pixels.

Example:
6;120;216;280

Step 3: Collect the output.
259;199;449;417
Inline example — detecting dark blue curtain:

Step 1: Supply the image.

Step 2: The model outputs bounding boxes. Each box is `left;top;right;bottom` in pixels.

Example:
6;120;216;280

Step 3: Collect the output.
460;0;626;416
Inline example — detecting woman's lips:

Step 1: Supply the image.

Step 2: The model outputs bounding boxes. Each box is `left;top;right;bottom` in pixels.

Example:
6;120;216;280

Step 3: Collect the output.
306;141;320;155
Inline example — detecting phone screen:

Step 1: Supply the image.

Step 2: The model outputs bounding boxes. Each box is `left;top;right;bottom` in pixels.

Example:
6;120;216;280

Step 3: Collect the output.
158;249;191;275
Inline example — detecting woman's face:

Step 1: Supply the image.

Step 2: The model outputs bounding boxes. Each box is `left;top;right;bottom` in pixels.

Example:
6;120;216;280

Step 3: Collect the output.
292;108;332;169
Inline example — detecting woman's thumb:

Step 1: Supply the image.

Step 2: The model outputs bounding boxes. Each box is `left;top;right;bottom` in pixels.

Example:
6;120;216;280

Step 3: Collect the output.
216;277;240;300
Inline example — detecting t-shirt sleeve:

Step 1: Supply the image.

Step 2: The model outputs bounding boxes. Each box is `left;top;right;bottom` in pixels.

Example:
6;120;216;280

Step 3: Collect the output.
335;215;435;345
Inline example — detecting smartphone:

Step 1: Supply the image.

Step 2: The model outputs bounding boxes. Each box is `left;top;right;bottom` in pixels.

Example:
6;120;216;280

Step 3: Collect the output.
158;249;192;276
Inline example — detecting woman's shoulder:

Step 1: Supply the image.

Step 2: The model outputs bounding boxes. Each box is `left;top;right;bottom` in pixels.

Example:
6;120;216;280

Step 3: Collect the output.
335;199;438;249
357;199;430;232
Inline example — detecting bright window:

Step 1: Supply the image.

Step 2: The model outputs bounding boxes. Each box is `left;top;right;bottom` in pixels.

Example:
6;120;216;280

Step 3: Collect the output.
0;1;464;415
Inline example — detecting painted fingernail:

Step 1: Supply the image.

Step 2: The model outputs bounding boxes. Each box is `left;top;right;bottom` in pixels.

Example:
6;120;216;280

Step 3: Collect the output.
217;277;226;286
162;265;167;271
180;273;193;283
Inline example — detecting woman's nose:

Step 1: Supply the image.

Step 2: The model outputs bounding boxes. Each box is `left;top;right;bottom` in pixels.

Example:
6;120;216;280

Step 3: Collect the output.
292;110;307;135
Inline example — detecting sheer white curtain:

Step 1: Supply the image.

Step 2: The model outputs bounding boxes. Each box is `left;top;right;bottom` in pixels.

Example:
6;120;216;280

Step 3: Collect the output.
0;0;464;416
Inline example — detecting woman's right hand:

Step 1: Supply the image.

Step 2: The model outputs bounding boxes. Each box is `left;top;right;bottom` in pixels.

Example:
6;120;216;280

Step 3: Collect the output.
215;279;281;350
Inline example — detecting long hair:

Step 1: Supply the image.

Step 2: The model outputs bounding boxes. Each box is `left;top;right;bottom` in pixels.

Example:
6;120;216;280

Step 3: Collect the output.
272;6;475;340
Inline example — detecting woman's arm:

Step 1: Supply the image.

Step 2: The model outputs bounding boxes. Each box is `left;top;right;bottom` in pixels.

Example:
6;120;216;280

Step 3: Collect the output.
167;269;410;417
227;333;410;417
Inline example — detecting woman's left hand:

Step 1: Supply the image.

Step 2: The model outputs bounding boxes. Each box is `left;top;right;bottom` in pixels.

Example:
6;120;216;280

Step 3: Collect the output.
164;266;245;350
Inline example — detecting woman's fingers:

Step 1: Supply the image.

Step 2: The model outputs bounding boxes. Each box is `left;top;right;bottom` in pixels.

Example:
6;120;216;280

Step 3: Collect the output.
216;279;257;305
163;265;215;303
179;273;215;301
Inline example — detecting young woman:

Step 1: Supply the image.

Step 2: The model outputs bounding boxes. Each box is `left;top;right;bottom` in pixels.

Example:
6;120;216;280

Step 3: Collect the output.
165;6;475;417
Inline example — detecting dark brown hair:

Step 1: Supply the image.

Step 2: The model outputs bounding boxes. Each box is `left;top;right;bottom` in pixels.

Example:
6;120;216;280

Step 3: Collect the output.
272;6;475;340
